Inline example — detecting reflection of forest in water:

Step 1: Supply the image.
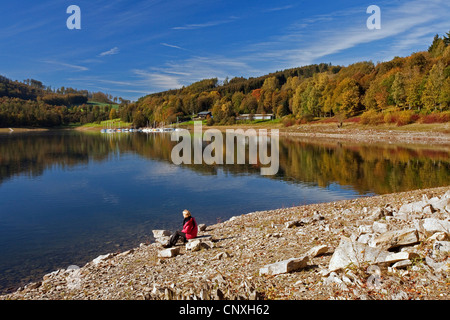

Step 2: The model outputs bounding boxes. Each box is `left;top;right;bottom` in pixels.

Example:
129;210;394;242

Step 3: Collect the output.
0;131;449;195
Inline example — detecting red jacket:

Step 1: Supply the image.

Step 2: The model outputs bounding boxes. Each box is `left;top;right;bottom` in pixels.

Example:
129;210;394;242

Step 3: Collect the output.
182;217;198;239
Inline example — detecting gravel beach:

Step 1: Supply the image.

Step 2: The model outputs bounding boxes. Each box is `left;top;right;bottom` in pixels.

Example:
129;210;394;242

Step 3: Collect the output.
2;186;449;300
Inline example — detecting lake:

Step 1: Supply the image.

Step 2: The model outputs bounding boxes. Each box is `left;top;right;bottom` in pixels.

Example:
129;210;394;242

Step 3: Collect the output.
0;130;449;293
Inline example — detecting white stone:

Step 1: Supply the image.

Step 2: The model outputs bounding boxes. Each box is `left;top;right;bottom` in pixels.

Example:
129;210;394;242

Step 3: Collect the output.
385;252;417;264
423;218;450;235
154;236;170;245
357;233;374;244
158;247;180;258
428;197;450;213
371;228;419;249
185;238;212;251
358;225;373;234
152;230;172;238
92;253;115;265
372;221;388;234
369;207;384;220
398;201;426;214
259;255;309;276
392;260;412;269
328;237;389;272
306;245;328;258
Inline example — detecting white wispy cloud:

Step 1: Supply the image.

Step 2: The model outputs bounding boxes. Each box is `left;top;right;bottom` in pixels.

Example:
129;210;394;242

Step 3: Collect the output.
133;69;183;90
134;55;260;91
241;0;450;68
160;43;189;51
172;17;238;30
99;47;120;57
264;5;295;12
43;60;89;71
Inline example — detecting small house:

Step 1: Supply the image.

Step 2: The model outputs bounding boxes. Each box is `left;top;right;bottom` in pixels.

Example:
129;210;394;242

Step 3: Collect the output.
196;111;212;119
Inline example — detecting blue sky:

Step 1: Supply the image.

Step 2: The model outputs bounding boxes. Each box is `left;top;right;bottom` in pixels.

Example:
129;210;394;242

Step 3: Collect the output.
0;0;449;101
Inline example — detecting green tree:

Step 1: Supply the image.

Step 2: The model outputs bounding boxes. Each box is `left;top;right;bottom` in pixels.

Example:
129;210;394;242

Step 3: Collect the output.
443;30;450;46
406;70;424;111
391;72;407;109
422;62;445;112
109;108;117;120
334;78;361;117
438;78;450;111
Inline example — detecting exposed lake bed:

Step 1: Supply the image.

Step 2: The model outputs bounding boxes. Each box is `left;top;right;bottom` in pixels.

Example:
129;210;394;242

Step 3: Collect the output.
1;185;449;300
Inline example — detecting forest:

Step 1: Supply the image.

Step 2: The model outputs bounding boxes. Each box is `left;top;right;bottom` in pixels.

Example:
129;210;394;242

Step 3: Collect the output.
120;31;450;127
1;32;449;128
0;76;126;127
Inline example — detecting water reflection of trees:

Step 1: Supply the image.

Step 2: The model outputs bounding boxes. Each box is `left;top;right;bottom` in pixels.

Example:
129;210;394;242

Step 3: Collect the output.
0;131;448;195
277;138;449;194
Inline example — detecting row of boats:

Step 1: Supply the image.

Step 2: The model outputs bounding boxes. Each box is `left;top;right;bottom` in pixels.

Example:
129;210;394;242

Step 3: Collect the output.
100;121;182;134
100;127;181;134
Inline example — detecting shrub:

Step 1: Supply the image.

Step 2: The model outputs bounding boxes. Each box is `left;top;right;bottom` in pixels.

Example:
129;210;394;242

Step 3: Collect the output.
419;112;450;124
360;109;384;125
206;116;215;126
282;116;295;127
395;110;415;126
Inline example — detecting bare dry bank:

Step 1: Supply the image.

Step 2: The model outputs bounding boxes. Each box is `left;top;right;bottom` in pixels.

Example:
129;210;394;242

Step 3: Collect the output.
199;122;450;145
1;186;449;300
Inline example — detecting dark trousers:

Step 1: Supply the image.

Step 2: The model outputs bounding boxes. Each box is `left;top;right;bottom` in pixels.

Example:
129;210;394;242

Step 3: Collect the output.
168;230;187;247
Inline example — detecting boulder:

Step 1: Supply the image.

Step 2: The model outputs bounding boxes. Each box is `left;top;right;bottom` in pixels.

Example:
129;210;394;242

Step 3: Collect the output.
422;218;450;236
152;230;172;238
158;247;180;258
306;245;328;258
92;253;115;265
368;207;385;220
154;236;170;245
328;237;389;272
428;197;450;213
384;251;418;264
259;255;309;276
398;201;427;214
391;260;412;269
371;228;419;250
357;233;374;245
372;221;388;234
186;238;213;251
198;224;207;232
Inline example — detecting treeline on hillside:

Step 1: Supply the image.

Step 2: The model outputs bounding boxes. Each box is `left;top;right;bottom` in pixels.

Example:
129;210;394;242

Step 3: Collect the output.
0;97;120;127
120;32;450;127
0;76;127;127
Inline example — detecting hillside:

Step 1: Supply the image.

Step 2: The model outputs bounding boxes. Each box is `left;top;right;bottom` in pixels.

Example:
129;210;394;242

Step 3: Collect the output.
0;76;123;127
120;32;450;128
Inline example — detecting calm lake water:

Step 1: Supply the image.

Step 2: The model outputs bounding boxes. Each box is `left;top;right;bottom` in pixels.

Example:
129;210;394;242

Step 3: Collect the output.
0;130;449;293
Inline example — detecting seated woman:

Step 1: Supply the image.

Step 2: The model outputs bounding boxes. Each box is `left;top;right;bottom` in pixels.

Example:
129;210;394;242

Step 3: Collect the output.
163;209;197;248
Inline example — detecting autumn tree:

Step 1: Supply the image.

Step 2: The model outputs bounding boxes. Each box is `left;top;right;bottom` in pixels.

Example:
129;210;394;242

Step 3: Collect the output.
422;62;445;112
391;72;407;109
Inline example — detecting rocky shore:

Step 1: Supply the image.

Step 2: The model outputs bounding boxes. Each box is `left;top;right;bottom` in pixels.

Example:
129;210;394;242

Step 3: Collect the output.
203;122;450;145
1;186;449;300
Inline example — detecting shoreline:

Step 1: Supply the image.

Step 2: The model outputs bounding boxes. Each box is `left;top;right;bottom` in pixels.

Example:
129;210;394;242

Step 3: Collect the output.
2;122;449;145
1;185;449;300
197;122;450;145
